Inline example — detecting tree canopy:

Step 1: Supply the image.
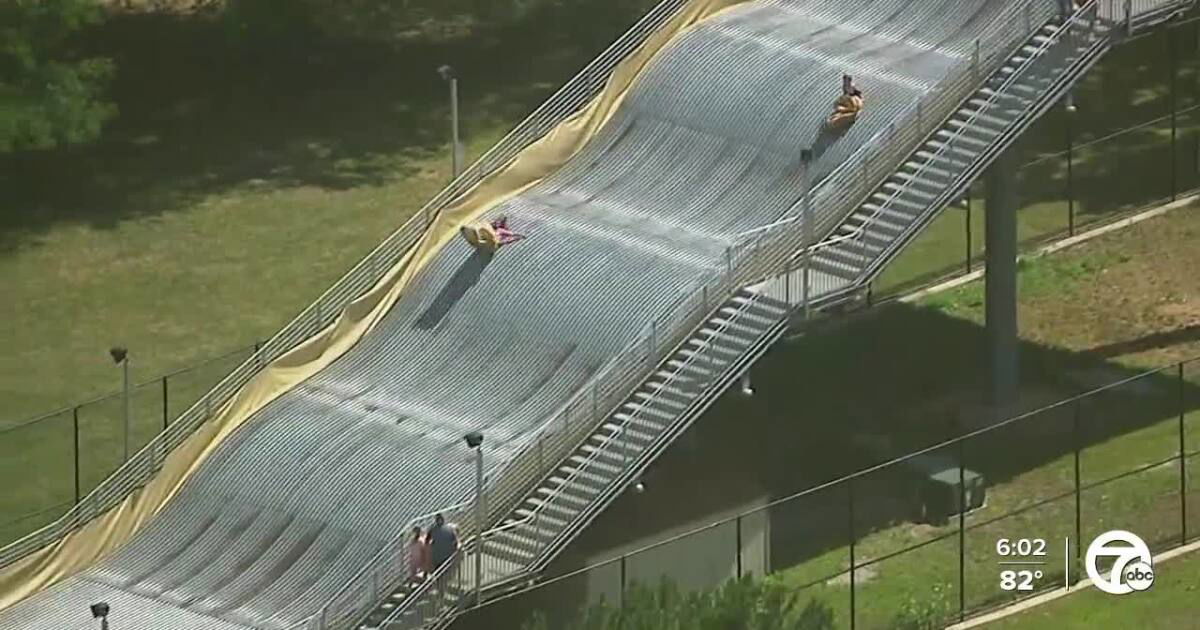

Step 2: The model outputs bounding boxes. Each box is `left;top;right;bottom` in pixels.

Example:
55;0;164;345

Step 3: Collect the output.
0;0;116;152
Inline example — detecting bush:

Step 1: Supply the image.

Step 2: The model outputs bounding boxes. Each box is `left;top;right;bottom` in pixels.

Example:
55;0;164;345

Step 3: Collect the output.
889;583;953;630
520;575;837;630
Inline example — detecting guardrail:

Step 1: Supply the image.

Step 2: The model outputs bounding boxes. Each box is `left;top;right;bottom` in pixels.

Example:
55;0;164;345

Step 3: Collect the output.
0;0;705;574
288;1;1072;627
365;0;1199;626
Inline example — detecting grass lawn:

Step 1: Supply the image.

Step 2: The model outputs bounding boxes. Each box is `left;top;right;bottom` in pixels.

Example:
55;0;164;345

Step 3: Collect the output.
0;3;658;425
0;1;657;542
457;201;1200;630
983;545;1200;629
1;0;1199;581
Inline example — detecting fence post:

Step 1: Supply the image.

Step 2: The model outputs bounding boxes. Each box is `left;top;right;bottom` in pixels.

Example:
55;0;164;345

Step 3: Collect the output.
162;375;169;432
736;515;744;578
965;195;973;273
1170;27;1179;202
1179;362;1188;545
848;477;856;630
958;436;967;622
620;554;628;609
73;407;81;506
1073;400;1083;573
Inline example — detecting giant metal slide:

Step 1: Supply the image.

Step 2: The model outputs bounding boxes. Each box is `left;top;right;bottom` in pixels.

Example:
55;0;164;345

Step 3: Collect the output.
0;1;1192;629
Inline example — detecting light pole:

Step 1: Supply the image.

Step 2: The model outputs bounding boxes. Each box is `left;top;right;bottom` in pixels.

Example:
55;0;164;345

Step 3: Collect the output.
90;602;110;630
1065;93;1077;236
109;347;130;462
464;431;485;605
438;65;462;179
800;149;814;321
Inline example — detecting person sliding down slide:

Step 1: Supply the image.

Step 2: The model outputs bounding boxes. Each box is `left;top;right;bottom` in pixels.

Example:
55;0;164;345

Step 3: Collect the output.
460;215;526;253
827;74;864;129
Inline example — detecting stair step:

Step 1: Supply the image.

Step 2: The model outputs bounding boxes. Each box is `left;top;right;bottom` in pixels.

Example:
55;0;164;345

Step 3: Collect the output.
534;485;594;507
683;337;748;357
935;128;992;148
665;358;718;377
730;293;789;317
840;217;902;240
632;388;689;409
890;170;946;192
524;496;581;520
924;140;979;161
907;155;964;179
856;203;917;227
485;540;535;567
944;118;1002;139
515;507;569;529
954;109;1012;130
698;321;761;344
588;431;651;455
491;528;544;555
714;306;777;328
806;255;860;281
819;245;870;270
549;471;607;492
966;98;1025;118
870;192;927;213
880;181;937;202
621;400;684;423
568;452;623;475
644;378;698;397
598;420;658;444
608;411;667;433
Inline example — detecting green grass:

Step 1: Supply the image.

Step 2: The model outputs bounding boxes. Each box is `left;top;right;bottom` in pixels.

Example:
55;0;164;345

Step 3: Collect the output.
983;542;1200;629
459;203;1200;630
2;0;1200;581
0;2;658;543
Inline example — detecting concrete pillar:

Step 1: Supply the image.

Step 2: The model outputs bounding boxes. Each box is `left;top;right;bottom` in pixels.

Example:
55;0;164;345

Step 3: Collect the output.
985;148;1020;413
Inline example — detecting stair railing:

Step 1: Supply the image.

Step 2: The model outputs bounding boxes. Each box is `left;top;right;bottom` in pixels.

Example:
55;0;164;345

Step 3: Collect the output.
0;0;707;571
853;0;1111;282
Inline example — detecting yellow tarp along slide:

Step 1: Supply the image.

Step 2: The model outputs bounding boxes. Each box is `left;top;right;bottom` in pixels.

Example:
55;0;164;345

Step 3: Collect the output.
0;0;750;612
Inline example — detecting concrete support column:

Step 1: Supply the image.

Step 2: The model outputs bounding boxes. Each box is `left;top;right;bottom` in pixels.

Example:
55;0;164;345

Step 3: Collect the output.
985;148;1020;413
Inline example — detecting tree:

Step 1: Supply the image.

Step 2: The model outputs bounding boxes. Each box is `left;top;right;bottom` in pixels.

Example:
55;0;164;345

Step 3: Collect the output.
0;0;116;151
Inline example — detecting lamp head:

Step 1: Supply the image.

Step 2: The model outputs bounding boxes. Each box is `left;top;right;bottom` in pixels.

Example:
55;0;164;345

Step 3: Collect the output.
463;431;484;449
90;602;110;619
437;64;456;81
108;347;127;364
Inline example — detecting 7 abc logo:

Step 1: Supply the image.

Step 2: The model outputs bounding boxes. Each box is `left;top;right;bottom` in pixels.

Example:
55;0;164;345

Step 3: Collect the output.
1085;530;1155;595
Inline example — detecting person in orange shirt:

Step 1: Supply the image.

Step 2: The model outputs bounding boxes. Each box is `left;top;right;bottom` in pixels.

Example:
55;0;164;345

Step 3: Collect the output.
828;74;864;129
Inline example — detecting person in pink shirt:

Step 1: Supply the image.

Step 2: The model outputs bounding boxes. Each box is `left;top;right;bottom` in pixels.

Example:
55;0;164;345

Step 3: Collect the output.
406;526;429;584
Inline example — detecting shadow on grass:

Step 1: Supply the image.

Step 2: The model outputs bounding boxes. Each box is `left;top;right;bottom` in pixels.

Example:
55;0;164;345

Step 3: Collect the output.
0;4;654;253
451;302;1200;630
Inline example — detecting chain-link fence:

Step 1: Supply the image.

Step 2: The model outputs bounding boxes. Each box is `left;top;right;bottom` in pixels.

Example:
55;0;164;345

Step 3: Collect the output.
0;343;259;547
875;15;1200;297
457;357;1200;629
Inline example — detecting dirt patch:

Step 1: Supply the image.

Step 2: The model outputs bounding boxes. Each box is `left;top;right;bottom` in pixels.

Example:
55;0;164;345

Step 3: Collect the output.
1016;208;1200;369
826;564;879;586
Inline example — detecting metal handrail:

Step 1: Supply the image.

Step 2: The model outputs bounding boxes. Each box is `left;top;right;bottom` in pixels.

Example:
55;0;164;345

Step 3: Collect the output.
350;0;1070;624
0;0;703;572
299;501;470;630
854;1;1103;263
375;0;1200;626
855;0;1119;285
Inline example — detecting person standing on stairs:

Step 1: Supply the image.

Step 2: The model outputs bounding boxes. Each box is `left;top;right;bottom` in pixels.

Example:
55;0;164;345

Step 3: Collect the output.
428;513;461;573
406;526;429;584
